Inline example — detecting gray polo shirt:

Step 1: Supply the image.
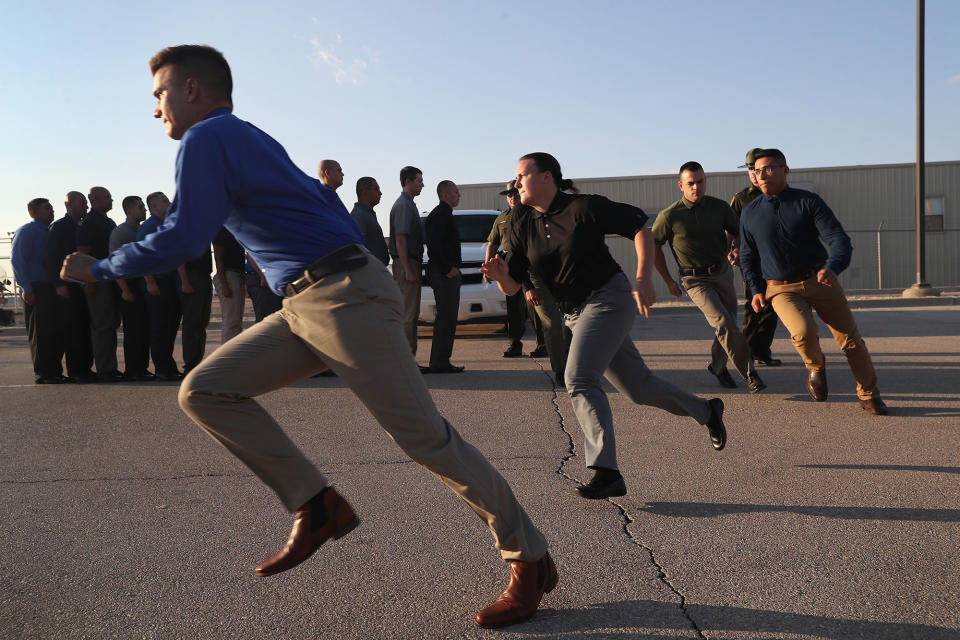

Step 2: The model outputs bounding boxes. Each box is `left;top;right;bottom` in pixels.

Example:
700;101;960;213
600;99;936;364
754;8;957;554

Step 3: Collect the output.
108;220;140;254
388;192;424;260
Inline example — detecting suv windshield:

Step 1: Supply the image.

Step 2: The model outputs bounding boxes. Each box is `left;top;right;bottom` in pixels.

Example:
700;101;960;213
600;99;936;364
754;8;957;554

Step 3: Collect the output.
454;214;497;243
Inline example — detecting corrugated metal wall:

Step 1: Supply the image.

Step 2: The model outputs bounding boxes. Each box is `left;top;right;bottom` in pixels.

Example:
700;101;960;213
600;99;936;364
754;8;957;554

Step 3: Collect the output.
459;161;959;298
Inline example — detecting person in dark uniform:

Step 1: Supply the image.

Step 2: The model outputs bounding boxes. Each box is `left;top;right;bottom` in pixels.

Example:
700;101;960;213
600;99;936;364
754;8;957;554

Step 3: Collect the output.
45;191;95;382
482;152;727;500
178;244;213;375
139;192;184;381
110;196;154;380
244;254;283;322
424;180;464;373
653;161;765;393
350;177;389;265
77;186;123;382
12;197;65;383
730;148;781;367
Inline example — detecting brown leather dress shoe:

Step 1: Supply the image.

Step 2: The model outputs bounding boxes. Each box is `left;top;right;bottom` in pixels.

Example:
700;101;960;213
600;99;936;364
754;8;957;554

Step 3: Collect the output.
807;370;828;402
859;397;889;415
255;487;359;577
475;552;557;628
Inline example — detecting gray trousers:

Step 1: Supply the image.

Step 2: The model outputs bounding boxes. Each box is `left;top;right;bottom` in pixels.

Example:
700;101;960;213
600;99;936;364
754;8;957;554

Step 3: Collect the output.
426;264;461;368
84;281;119;374
564;273;711;470
178;250;547;562
682;264;756;380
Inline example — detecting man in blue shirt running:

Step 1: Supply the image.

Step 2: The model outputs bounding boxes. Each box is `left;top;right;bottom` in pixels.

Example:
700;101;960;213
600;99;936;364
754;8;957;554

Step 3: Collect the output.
740;148;887;416
61;44;555;628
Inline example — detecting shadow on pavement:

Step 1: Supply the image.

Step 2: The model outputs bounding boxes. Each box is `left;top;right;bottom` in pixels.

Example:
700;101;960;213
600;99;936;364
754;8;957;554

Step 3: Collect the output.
514;599;959;639
638;501;960;522
797;464;960;474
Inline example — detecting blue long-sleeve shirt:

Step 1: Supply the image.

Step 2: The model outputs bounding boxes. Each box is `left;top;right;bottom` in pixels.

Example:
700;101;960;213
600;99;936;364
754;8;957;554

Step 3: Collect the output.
92;108;363;294
739;186;852;297
11;220;50;292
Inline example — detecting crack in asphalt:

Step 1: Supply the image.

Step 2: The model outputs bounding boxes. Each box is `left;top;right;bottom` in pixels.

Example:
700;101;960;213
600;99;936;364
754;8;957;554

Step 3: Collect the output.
541;360;706;639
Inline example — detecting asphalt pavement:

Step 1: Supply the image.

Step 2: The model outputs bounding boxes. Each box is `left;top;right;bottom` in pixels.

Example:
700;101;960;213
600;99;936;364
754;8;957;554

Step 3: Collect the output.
1;302;958;639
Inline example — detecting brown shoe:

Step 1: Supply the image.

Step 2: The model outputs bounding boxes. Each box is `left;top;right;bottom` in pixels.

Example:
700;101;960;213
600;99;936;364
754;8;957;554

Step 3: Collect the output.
255;487;359;577
807;370;828;402
475;552;558;628
860;397;889;416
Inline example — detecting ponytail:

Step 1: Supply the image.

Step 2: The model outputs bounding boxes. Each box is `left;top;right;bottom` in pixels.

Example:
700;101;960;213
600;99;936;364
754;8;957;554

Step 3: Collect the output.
520;152;579;193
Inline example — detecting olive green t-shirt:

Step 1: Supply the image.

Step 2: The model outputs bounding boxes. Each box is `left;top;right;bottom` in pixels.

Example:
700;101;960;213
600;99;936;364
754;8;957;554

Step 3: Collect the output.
488;210;513;253
730;185;762;217
652;195;739;269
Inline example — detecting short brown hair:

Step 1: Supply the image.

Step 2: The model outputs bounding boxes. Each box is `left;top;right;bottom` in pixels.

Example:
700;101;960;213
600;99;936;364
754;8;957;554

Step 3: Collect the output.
356;176;378;198
150;45;233;105
145;191;167;210
27;198;49;215
400;166;422;187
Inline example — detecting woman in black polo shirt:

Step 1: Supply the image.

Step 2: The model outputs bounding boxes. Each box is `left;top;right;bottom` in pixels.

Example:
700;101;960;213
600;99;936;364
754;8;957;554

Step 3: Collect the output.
481;152;726;499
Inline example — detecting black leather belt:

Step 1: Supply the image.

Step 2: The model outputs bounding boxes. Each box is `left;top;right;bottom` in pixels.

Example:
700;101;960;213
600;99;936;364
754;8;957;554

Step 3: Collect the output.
766;263;825;286
679;263;725;277
283;244;368;297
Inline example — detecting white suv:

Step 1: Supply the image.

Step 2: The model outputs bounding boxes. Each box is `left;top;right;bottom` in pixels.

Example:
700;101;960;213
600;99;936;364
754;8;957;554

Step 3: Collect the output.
418;209;507;324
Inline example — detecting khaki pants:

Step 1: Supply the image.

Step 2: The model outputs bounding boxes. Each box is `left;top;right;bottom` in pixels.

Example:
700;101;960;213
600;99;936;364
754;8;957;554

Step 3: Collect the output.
391;258;422;355
682;265;755;380
767;277;879;400
214;269;246;344
178;252;546;561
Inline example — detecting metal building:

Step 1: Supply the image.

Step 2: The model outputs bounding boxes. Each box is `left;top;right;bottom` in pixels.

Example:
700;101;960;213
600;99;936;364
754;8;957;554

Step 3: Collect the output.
458;161;959;300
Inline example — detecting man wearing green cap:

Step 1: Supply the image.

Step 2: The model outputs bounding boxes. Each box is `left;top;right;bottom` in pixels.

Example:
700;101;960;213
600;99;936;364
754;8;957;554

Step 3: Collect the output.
730;148;781;367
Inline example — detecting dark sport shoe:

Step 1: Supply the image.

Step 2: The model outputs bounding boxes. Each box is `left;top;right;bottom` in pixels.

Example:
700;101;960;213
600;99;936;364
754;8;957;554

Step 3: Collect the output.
706;398;727;451
707;364;737;389
576;469;627;500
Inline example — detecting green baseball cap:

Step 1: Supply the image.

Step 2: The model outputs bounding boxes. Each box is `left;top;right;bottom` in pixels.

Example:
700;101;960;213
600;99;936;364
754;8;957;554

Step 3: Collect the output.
738;148;763;168
498;181;519;196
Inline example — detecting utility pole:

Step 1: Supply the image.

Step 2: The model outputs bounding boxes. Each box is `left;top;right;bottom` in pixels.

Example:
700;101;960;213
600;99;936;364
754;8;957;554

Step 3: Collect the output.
904;0;938;297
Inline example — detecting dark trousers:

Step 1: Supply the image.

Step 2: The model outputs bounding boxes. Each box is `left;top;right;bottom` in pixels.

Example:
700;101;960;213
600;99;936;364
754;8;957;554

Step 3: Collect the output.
118;279;151;374
146;274;181;375
54;282;93;376
505;290;526;350
427;264;461;368
25;282;63;378
741;271;779;359
84;281;119;374
245;271;283;322
179;269;212;373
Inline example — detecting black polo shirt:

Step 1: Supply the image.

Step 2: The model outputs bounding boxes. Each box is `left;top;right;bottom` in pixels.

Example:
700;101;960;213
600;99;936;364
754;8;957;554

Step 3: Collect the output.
214;227;246;272
76;209;116;259
45;214;79;285
506;191;647;311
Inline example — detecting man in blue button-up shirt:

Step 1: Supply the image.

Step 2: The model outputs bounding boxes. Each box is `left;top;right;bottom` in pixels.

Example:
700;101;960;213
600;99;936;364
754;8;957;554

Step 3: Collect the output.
61;44;554;627
12;198;64;383
740;149;886;416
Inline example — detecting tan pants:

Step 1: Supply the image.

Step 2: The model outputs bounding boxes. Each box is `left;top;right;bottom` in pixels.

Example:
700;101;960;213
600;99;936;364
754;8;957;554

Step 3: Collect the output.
681;265;755;380
391;259;422;355
178;252;546;561
767;277;879;400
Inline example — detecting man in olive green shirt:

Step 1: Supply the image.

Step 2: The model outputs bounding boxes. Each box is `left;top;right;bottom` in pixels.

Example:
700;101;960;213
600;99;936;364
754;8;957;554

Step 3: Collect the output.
653;161;764;393
730;148;781;367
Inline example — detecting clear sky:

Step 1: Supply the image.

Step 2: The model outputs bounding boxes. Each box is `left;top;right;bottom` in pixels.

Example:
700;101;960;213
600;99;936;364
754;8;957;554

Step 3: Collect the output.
1;0;958;250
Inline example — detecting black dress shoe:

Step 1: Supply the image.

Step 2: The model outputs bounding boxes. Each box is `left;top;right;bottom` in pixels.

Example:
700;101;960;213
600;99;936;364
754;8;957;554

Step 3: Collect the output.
418;365;432;374
68;372;99;384
747;373;766;394
36;375;68;384
807;370;828;401
529;345;549;358
97;371;126;383
706;398;726;451
754;355;782;367
155;370;184;382
429;364;465;374
312;370;337;378
502;344;523;358
125;371;157;382
707;364;737;389
859;397;889;416
576;469;626;499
